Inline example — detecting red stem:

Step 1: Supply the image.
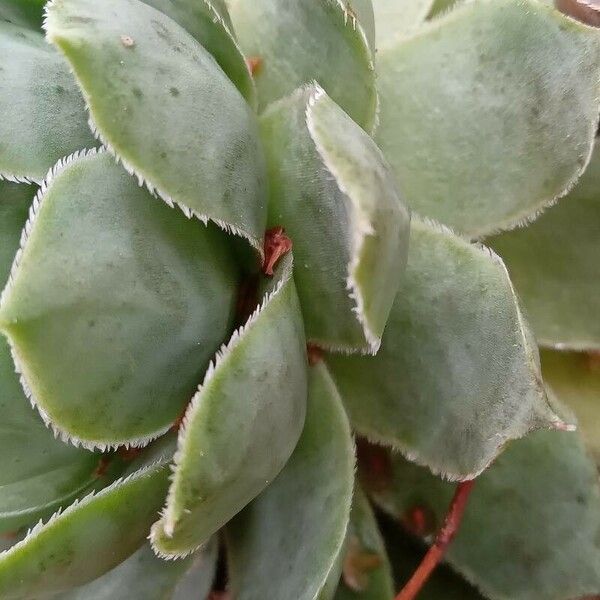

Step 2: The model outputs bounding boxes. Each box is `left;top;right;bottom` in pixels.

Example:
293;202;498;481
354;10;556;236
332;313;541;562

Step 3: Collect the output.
395;479;476;600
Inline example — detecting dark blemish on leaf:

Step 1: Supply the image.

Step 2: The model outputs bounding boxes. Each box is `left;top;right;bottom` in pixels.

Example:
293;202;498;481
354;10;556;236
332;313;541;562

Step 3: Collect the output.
120;35;135;48
55;85;65;95
169;87;180;97
132;87;143;98
160;151;167;160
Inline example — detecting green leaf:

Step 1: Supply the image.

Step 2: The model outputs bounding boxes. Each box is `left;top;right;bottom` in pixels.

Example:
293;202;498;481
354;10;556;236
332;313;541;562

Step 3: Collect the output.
0;150;240;449
57;540;217;600
541;350;600;464
488;141;600;351
0;439;174;599
327;218;563;480
172;540;218;600
0;21;96;183
45;0;267;252
376;0;600;237
226;362;354;600
333;485;394;600
0;181;98;534
140;0;256;106
260;86;409;353
0;0;46;29
427;0;462;19
373;0;434;48
228;0;377;132
151;255;308;558
366;429;600;600
347;0;375;52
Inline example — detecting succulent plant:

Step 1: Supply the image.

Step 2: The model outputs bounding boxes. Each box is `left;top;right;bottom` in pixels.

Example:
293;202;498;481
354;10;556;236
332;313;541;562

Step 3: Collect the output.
0;0;599;598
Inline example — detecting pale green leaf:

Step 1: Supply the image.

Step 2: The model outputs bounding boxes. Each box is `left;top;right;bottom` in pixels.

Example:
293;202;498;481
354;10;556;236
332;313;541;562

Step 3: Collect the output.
45;0;267;252
0;439;174;599
346;0;375;52
172;540;218;600
376;0;600;237
333;485;394;600
489;141;600;351
228;0;377;132
0;181;98;534
0;21;96;183
261;86;409;353
367;429;600;600
226;362;354;600
541;350;600;464
151;255;308;557
327;218;563;480
373;0;434;48
0;150;240;449
140;0;256;106
57;540;216;600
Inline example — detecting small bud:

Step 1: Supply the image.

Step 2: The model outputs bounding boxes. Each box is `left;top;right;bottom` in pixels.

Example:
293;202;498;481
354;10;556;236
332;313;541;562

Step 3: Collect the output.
246;56;263;77
262;227;293;276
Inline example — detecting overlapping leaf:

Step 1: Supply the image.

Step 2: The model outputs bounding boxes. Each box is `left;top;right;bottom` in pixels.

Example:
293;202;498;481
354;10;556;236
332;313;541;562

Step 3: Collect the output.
0;150;240;449
228;0;377;132
58;540;216;600
0;20;95;183
0;181;98;534
376;0;600;236
541;350;600;463
151;255;307;558
366;430;600;600
347;0;375;52
327;218;563;479
141;0;256;106
226;363;354;600
0;438;174;599
333;485;394;600
260;86;409;353
489;141;600;351
373;0;434;48
45;0;267;252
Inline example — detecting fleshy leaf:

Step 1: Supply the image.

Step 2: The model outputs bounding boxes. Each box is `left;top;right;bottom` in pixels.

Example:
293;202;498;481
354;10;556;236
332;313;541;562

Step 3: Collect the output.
45;0;267;252
333;485;394;600
57;540;216;600
0;150;240;449
228;0;377;132
261;86;409;353
0;0;46;29
489;141;600;351
373;0;434;48
541;350;600;463
327;218;562;480
172;539;218;600
367;430;600;600
376;0;600;237
151;255;307;558
140;0;256;106
0;181;98;534
0;20;96;183
347;0;375;52
0;439;174;599
226;362;354;600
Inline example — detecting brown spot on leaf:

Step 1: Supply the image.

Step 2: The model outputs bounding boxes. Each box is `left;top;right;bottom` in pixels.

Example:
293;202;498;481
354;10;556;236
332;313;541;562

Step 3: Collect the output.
356;437;393;492
307;343;324;366
120;35;135;48
246;56;263;77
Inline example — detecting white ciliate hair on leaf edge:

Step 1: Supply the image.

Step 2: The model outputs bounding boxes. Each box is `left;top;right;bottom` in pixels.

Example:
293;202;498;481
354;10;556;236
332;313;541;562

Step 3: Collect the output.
149;264;291;559
83;115;264;257
0;172;39;185
0;147;175;452
305;85;380;355
42;7;263;257
333;0;379;133
0;460;167;561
